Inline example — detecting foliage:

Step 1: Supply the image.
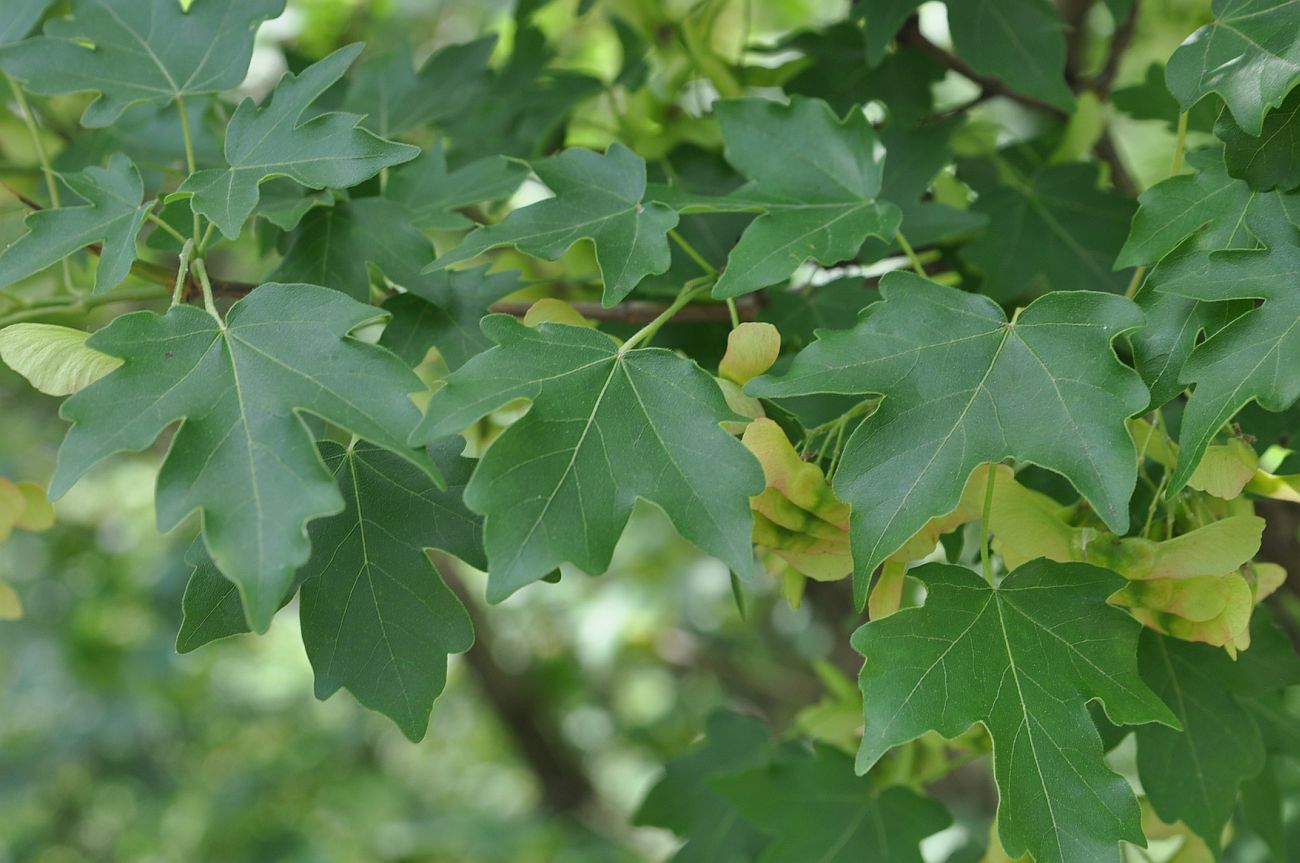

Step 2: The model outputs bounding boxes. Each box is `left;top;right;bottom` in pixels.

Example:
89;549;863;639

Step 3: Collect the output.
4;0;1300;861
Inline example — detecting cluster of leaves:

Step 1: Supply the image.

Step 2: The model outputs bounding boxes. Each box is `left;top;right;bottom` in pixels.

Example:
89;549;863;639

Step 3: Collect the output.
4;0;1300;860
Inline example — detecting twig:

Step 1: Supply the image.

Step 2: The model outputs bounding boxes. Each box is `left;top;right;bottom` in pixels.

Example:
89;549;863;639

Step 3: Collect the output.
1089;1;1140;97
898;18;1067;118
1095;129;1139;196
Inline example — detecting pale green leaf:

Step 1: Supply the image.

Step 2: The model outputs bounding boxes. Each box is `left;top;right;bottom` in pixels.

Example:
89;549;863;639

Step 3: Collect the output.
0;323;123;396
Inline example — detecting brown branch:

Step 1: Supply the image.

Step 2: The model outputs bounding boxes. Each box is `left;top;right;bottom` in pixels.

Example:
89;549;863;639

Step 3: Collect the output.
437;555;596;813
1094;128;1139;196
1089;0;1139;97
898;18;1068;118
1061;0;1094;90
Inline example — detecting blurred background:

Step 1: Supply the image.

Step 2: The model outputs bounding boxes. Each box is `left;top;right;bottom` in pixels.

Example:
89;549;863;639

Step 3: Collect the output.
4;0;1297;861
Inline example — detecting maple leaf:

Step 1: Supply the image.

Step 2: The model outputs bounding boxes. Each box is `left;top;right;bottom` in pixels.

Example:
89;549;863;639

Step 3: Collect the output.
0;0;285;127
680;96;901;299
1152;214;1300;489
51;284;435;632
861;0;1074;111
961;162;1135;301
854;560;1178;863
412;316;763;602
749;273;1148;602
713;746;952;863
0;153;151;294
427;144;678;306
1165;0;1300;136
1216;84;1300;192
298;440;477;741
178;44;419;239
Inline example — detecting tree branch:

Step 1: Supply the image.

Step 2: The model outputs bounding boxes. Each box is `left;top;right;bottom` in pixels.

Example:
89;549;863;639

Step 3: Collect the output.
898;18;1068;118
1089;1;1139;97
437;555;596;813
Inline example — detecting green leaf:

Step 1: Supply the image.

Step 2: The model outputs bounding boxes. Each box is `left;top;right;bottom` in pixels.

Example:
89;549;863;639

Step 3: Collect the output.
712;746;952;863
385;145;529;231
176;537;248;653
0;0;55;45
1151;209;1300;490
0;0;285;128
272;197;433;300
0;323;123;396
1119;149;1284;407
960;163;1135;301
861;0;1073;112
1217;84;1300;192
299;440;477;741
1165;0;1300;136
853;560;1178;863
861;121;985;260
342;38;494;138
179;45;419;239
1133;630;1266;856
436;26;602;161
428;144;678;306
1117;150;1266;269
412;317;763;602
748;274;1148;603
1112;63;1219;132
779;25;945;124
177;436;483;655
634;711;774;863
705;97;901;298
0;153;151;294
50;283;436;632
379;266;523;370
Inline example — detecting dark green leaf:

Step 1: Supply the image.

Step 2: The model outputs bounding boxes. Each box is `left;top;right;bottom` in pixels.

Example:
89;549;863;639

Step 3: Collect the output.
861;0;1073;112
1217;85;1300;192
748;274;1147;602
412;317;763;602
343;38;494;138
1165;0;1300;135
0;0;285;127
712;746;951;863
961;163;1135;301
379;266;523;370
179;45;419;239
428;144;678;306
853;560;1177;863
1151;208;1300;489
0;153;150;294
704;97;901;298
1134;631;1266;856
50;284;435;632
634;712;773;863
272;197;433;299
385;145;529;231
299;440;477;741
176;537;247;653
